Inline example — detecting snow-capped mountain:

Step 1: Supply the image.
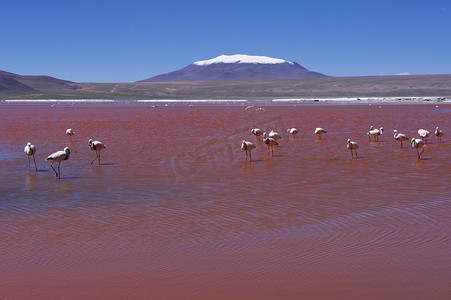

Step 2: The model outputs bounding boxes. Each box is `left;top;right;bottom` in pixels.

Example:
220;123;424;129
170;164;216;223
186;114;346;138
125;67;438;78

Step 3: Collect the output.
138;54;327;82
193;54;294;66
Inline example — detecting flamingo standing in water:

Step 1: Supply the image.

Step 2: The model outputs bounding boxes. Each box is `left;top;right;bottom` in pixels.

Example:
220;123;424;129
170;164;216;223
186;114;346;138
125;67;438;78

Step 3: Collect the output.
264;130;281;141
411;138;425;160
393;130;409;148
287;128;298;137
24;142;37;171
89;139;106;165
347;139;359;158
435;127;444;143
46;147;70;178
241;140;256;161
263;136;278;157
314;127;327;139
251;128;263;141
418;129;429;144
367;126;384;142
66;128;75;141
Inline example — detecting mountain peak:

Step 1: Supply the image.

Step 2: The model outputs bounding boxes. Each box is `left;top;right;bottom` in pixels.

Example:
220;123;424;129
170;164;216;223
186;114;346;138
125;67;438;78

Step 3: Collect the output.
193;54;294;66
138;54;327;82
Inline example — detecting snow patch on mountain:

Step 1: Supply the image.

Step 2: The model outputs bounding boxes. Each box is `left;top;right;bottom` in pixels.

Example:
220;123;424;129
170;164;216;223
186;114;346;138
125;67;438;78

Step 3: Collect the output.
194;54;294;66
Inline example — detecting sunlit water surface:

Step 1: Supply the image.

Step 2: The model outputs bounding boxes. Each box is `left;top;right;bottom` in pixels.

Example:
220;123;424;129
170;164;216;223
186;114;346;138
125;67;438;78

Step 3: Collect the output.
0;103;450;299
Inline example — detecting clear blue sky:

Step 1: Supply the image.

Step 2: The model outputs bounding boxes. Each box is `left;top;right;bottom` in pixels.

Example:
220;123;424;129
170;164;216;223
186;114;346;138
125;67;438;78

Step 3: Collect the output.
1;0;450;82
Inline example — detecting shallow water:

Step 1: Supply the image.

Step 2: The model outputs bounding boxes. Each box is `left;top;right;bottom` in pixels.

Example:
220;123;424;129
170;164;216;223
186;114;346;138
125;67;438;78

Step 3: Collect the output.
0;103;450;299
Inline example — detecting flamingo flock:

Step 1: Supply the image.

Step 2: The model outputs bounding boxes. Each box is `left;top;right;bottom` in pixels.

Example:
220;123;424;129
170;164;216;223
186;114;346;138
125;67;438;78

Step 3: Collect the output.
242;125;444;161
24;128;106;179
22;122;446;178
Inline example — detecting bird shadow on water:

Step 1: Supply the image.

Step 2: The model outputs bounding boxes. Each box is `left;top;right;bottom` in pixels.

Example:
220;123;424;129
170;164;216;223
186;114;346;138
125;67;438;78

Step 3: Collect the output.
37;169;49;173
100;162;116;166
347;156;365;160
272;154;284;158
58;176;82;180
246;159;264;163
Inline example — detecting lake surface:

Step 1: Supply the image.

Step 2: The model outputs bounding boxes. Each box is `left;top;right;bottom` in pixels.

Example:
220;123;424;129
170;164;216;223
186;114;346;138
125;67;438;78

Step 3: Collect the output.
0;102;450;299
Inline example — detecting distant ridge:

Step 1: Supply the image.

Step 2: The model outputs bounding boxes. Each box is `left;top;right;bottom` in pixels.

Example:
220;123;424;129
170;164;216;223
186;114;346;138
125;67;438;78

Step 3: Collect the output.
0;70;78;96
138;54;328;82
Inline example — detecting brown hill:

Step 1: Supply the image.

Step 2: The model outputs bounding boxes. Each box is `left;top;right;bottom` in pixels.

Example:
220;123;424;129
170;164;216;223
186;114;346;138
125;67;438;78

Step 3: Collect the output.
0;70;79;97
1;71;451;100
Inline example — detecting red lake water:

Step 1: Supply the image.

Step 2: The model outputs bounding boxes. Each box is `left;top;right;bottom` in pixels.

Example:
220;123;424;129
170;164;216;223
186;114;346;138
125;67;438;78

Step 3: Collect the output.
0;102;450;299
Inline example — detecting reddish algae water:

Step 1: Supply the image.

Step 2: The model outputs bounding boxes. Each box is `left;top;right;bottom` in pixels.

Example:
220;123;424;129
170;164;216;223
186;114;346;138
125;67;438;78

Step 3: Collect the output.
0;102;450;299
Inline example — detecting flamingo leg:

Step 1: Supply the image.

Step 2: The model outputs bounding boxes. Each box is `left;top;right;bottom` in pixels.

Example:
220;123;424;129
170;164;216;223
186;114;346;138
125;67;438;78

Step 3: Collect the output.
57;162;61;179
91;152;98;165
33;155;37;171
27;155;31;171
418;149;425;159
249;151;252;162
50;162;58;177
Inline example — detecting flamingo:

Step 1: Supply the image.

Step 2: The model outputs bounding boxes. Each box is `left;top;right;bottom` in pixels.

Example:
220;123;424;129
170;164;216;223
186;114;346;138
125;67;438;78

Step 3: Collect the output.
418;129;429;144
66;128;75;141
287;128;298;136
393;130;409;148
314;127;327;139
411;138;425;160
347;139;359;158
89;139;106;165
46;147;70;178
263;136;278;157
251;128;263;141
367;126;384;142
435;127;444;143
241;140;256;161
24;142;37;171
264;130;281;140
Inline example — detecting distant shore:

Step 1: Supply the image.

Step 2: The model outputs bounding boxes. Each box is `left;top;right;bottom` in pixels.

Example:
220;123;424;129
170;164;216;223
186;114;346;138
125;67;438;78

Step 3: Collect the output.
2;74;451;101
1;96;449;105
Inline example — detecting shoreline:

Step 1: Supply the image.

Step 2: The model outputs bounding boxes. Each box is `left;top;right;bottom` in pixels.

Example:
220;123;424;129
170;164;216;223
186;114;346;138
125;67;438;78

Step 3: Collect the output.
1;96;449;106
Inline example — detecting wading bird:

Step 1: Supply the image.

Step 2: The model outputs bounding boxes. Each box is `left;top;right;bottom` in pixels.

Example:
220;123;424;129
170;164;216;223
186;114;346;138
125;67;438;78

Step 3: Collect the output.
367;126;384;142
251;128;263;141
89;139;106;165
66;128;75;141
46;147;70;178
264;130;281;141
24;142;37;171
411;138;425;160
314;127;327;139
435;127;444;143
287;128;298;136
241;140;256;161
347;139;359;158
393;130;409;148
418;129;429;144
263;136;278;157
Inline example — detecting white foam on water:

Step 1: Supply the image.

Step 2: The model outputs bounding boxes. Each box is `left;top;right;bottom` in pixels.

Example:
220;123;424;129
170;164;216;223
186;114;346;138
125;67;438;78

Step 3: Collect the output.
137;99;248;103
4;99;115;102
